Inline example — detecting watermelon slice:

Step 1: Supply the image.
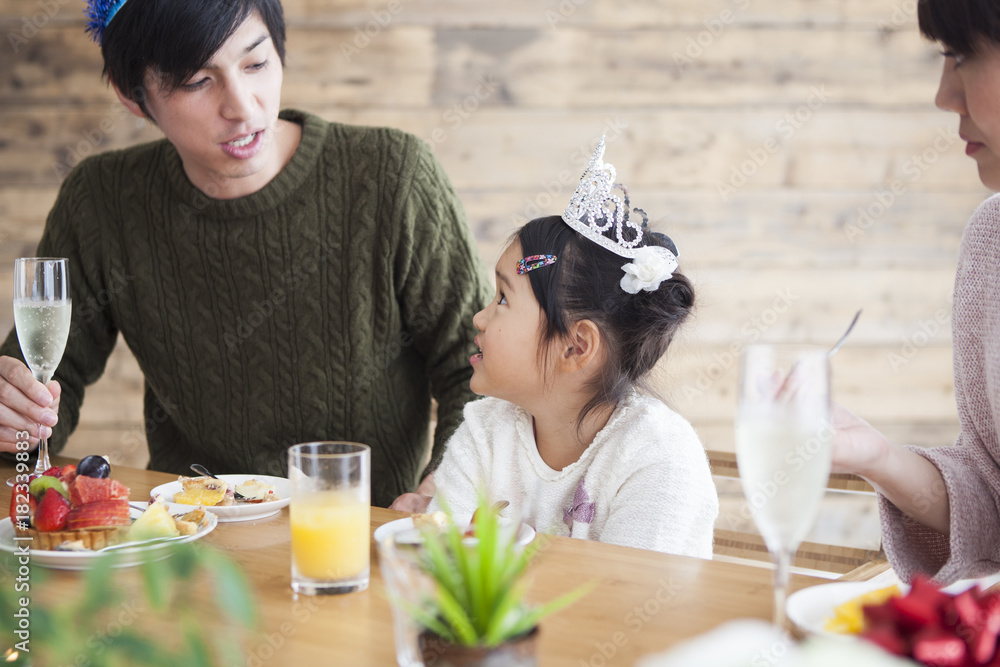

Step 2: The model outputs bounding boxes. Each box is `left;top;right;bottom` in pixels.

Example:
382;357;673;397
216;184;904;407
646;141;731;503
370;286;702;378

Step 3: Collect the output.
65;499;130;529
69;476;129;505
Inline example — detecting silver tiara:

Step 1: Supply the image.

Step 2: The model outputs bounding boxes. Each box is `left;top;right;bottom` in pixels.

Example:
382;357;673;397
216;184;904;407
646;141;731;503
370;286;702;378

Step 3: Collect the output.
561;137;678;293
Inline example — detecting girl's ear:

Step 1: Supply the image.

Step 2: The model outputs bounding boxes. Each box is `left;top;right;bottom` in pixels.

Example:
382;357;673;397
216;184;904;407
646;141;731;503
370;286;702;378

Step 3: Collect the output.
558;319;603;373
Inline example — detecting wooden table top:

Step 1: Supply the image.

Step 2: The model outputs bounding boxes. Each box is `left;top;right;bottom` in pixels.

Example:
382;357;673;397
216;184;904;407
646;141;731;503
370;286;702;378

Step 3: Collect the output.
1;458;840;666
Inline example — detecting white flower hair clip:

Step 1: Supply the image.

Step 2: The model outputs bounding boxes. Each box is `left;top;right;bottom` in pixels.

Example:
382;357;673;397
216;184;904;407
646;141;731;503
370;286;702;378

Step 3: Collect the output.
620;246;676;294
561;136;679;293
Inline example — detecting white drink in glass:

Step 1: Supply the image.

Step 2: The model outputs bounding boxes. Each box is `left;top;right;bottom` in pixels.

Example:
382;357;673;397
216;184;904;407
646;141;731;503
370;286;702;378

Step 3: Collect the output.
13;300;72;382
735;344;832;629
735;419;832;552
10;257;72;483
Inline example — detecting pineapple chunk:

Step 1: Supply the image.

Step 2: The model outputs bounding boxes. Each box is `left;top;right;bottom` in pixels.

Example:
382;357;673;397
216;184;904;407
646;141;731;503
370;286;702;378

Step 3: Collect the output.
128;500;180;541
824;584;901;634
173;486;227;506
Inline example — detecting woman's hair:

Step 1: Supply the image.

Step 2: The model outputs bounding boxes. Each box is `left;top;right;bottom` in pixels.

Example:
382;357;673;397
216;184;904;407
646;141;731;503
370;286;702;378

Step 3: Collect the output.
101;0;287;117
515;215;695;427
918;0;1000;55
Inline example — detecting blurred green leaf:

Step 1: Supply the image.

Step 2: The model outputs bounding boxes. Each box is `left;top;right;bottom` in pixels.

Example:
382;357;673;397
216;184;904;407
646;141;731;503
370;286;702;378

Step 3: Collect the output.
140;551;172;611
203;548;257;628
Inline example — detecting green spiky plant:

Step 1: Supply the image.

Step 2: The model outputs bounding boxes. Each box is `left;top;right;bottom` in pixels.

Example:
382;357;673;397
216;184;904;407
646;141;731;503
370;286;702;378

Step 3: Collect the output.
402;496;591;648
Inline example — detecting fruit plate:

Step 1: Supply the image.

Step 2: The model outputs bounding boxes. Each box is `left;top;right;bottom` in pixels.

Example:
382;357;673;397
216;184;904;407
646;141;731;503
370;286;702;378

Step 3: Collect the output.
786;570;1000;639
373;514;535;547
149;474;290;522
0;508;217;570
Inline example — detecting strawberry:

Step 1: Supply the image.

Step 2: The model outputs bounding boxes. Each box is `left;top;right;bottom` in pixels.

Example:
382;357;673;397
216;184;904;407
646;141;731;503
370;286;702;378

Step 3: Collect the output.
7;484;35;523
42;466;61;478
33;488;70;532
890;588;943;632
65;499;130;529
911;626;967;666
860;624;909;656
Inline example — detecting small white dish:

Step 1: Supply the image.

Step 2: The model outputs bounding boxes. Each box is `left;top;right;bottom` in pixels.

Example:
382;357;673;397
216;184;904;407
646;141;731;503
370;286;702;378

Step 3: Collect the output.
787;570;1000;638
373;514;535;547
0;508;217;570
149;474;290;522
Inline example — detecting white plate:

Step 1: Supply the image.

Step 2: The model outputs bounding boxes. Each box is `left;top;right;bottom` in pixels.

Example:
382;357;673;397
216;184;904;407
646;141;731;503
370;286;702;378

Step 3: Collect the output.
0;509;217;570
373;514;535;547
787;570;1000;638
149;474;290;522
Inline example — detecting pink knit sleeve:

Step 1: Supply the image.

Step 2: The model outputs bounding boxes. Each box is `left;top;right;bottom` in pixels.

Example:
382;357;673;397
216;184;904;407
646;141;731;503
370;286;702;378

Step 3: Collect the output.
879;194;1000;584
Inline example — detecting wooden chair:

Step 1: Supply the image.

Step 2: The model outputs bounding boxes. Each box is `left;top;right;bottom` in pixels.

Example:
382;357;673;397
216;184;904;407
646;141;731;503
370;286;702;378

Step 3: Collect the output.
709;450;886;576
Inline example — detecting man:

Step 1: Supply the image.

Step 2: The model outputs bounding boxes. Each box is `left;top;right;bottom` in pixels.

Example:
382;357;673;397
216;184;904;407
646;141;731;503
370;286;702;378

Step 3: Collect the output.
0;0;489;507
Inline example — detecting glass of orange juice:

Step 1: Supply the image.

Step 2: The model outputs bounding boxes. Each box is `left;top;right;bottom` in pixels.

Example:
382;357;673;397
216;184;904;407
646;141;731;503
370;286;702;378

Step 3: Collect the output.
288;441;371;595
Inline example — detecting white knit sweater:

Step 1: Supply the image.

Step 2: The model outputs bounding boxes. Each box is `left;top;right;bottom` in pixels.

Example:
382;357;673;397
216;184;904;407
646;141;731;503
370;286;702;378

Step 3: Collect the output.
429;392;719;558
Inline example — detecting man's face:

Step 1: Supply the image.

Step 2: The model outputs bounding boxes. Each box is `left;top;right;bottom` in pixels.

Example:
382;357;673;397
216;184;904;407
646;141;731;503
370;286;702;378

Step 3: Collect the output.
137;11;287;199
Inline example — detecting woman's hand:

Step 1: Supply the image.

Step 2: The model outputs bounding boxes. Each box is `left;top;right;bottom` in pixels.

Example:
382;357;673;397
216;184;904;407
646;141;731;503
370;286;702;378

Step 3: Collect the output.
831;402;890;477
0;356;60;452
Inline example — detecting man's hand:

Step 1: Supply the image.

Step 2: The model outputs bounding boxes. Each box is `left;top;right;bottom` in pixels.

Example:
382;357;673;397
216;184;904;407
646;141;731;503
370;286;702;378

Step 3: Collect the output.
389;473;435;512
0;356;61;453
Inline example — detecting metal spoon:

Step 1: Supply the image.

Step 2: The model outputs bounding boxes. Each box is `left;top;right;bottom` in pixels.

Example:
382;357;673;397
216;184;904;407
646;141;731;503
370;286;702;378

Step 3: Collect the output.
829;309;862;357
190;463;246;500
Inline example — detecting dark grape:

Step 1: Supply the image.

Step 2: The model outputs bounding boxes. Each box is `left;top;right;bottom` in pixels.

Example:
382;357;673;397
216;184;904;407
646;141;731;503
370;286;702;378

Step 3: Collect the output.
77;455;111;479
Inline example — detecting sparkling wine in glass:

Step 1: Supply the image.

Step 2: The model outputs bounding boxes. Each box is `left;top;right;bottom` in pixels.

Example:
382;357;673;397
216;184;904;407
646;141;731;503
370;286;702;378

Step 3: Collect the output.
734;344;832;629
13;258;71;478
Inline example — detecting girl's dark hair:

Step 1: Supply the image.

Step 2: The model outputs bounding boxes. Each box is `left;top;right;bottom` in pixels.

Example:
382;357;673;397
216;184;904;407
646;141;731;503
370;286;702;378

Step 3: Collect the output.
101;0;286;117
918;0;1000;55
515;215;694;428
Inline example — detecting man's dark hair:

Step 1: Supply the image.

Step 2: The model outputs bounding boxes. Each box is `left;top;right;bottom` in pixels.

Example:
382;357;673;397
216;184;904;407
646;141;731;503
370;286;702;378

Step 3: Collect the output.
101;0;286;116
918;0;1000;55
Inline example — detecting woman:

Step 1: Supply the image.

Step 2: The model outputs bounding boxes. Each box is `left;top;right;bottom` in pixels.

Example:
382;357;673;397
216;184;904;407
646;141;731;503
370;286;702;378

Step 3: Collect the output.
834;0;1000;583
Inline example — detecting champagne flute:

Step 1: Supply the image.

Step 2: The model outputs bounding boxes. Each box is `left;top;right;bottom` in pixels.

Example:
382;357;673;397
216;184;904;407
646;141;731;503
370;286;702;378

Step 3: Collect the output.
13;258;72;479
734;344;832;629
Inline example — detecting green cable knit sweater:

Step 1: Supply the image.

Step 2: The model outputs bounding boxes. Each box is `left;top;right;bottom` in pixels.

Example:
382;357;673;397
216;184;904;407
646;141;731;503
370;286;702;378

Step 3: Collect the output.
0;110;491;507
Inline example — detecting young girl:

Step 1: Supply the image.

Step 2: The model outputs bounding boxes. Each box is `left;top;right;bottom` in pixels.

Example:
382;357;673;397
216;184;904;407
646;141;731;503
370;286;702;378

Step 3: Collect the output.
425;139;719;558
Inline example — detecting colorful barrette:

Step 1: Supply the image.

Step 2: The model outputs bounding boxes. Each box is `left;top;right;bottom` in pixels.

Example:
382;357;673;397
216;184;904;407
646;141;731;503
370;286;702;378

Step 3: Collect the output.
516;254;557;274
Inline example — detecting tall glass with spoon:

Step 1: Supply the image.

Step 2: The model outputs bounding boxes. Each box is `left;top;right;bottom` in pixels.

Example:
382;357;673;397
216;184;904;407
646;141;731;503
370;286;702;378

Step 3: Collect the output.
13;258;72;478
735;344;832;629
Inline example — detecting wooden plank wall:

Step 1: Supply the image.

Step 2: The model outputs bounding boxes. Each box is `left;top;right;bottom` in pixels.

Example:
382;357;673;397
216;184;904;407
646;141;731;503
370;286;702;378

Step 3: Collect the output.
0;0;988;470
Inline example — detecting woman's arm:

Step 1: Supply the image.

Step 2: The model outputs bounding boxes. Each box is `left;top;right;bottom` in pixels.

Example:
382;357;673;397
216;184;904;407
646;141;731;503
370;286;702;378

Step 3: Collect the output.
832;403;950;535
